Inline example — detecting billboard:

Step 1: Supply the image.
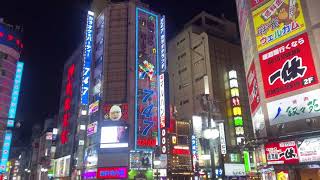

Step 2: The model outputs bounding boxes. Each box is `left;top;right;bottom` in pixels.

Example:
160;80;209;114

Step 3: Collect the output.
7;62;24;127
84;145;98;168
129;151;152;170
0;131;12;172
160;16;166;72
135;8;159;150
87;121;98;136
251;0;265;8
0;24;23;52
224;163;246;177
103;104;128;121
265;140;299;165
236;0;249;41
246;61;260;114
252;0;306;51
54;155;71;178
259;33;318;98
297;136;320;163
267;89;320;125
97;167;128;179
100;126;129;148
89;100;99;115
252;107;267;138
81;11;94;105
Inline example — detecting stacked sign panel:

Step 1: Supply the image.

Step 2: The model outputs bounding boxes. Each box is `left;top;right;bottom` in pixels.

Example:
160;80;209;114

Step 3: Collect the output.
135;8;159;150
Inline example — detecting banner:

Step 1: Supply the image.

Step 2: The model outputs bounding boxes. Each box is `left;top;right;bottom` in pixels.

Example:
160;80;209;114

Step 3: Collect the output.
265;141;299;165
297;137;320;163
246;61;260;114
252;0;306;51
259;33;318;98
267;89;320;125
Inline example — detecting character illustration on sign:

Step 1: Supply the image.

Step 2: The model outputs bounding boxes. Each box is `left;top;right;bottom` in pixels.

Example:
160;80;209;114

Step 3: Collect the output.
105;105;122;121
273;1;300;25
139;60;155;80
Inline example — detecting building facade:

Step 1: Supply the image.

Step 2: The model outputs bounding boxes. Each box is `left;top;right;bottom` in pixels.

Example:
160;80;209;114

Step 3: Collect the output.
236;0;320;179
168;12;252;179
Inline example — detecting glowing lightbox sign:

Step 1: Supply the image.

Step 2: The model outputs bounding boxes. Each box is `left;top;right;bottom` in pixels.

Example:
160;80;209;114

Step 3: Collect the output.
160;16;166;72
191;135;198;172
0;130;12;172
135;7;160;150
81;11;94;105
7;62;24;127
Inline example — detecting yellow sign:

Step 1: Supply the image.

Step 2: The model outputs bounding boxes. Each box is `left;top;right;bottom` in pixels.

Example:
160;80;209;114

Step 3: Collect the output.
252;0;306;51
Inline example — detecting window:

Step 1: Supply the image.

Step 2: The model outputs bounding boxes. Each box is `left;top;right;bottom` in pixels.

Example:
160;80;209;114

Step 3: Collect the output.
178;67;187;74
193;42;203;50
1;70;5;76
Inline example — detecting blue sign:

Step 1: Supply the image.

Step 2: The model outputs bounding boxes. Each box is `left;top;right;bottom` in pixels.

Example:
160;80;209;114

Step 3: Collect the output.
7;62;24;127
160;16;166;72
81;11;94;105
0;130;12;172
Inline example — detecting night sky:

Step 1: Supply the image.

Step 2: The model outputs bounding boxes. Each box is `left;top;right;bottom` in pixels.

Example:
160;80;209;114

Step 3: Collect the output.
0;0;237;144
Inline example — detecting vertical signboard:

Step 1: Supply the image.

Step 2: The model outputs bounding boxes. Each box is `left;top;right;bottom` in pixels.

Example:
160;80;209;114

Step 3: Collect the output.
7;62;24;127
218;123;226;155
81;11;94;105
259;33;318;98
0;131;12;172
246;61;260;114
265;140;299;165
159;74;166;154
252;0;306;51
60;64;75;144
135;8;159;150
191;135;199;172
159;16;166;72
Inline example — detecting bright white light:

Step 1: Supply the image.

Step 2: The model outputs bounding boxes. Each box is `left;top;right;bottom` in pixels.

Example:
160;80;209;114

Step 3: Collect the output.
204;75;210;95
81;110;87;115
153;160;161;166
229;79;238;88
199;154;211;160
203;129;219;139
80;125;86;130
229;70;237;79
88;11;94;16
52;128;58;135
100;143;128;148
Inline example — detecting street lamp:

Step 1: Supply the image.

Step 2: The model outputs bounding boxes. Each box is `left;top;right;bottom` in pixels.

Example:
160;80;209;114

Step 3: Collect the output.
153;160;161;180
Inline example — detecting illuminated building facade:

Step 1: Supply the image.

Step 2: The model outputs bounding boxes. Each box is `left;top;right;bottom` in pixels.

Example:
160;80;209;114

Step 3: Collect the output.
236;0;320;179
0;20;24;174
81;1;167;179
168;12;252;178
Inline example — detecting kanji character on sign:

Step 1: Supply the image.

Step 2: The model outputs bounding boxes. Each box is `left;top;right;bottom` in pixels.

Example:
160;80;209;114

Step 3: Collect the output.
279;147;297;160
307;99;320;113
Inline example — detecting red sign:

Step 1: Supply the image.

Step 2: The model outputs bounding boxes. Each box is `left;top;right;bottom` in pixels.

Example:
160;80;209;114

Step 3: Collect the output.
251;0;265;8
259;33;318;98
172;149;190;155
246;61;260;114
97;167;128;179
265;141;299;165
61;64;75;144
136;138;156;147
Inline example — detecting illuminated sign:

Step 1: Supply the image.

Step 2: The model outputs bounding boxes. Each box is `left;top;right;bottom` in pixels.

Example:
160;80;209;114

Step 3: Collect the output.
7;62;24;127
191;135;198;172
0;24;23;52
259;33;317;98
81;11;94;105
89;100;99;115
46;132;53;140
267;89;320;125
224;163;246;176
0;131;12;172
172;149;190;155
104;104;128;121
297;137;320;163
97;167;127;179
252;107;267;138
246;61;260;114
87;121;98;136
61;64;75;144
229;70;245;145
265;140;299;165
129;151;152;170
159;74;166;154
160;16;166;72
135;8;159;150
218;123;226;155
172;136;177;144
100;126;129;148
252;0;306;51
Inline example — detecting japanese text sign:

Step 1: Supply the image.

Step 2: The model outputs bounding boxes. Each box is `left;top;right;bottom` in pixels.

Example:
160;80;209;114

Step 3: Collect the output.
135;8;159;150
265;140;299;165
259;33;317;98
160;16;166;72
0;131;12;172
297;137;320;163
246;61;260;114
81;11;94;105
252;0;306;51
267;89;320;125
97;167;128;179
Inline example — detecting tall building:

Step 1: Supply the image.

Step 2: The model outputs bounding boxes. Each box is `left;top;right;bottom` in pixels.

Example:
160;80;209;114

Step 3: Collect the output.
81;1;167;179
0;19;24;174
168;12;252;179
236;0;320;179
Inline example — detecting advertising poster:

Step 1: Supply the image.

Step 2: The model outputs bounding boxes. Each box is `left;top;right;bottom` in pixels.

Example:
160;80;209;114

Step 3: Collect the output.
236;0;249;40
246;61;260;114
97;167;128;179
252;0;306;51
252;107;267;138
104;103;128;121
100;126;129;148
259;33;318;98
265;141;299;165
276;170;289;180
89;100;99;115
251;0;266;8
129;151;152;170
87;121;98;136
84;145;98;168
224;163;246;177
267;89;320;125
135;8;159;150
297;136;320;163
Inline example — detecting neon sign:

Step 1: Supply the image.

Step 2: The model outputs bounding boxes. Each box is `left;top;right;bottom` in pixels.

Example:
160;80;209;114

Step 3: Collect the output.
97;167;128;179
135;8;159;150
159;74;166;154
81;11;94;105
191;135;198;172
0;131;12;172
228;70;245;145
7;62;23;127
61;64;75;144
160;16;166;72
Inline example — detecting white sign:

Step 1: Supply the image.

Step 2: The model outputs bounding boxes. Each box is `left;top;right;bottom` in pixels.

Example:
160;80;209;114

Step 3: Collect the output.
218;123;226;155
159;74;165;128
224;163;246;177
252;107;266;137
298;137;320;163
267;89;320;125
